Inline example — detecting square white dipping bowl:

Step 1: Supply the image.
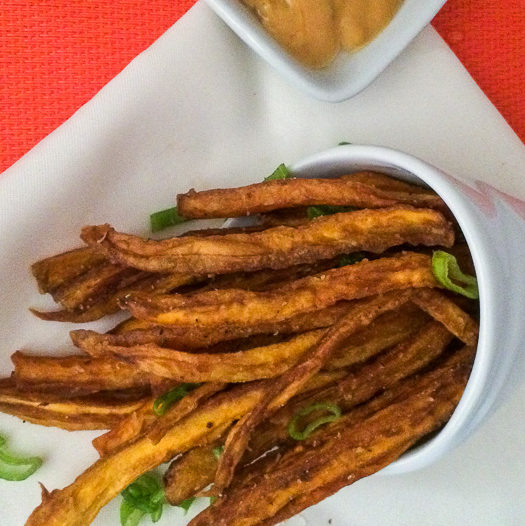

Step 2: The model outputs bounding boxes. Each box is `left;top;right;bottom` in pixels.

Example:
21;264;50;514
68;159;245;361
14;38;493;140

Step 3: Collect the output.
204;0;448;101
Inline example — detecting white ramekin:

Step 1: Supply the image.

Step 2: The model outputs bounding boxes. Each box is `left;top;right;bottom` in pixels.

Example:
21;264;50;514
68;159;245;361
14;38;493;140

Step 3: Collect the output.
279;145;525;474
204;0;448;102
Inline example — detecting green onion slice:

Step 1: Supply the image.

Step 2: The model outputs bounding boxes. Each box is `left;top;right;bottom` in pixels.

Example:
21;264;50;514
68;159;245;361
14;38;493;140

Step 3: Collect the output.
179;497;196;514
121;473;166;526
264;163;290;181
287;402;342;441
0;436;42;482
306;205;357;219
152;383;200;416
150;206;188;233
337;253;365;267
212;445;224;460
432;250;479;299
120;499;145;526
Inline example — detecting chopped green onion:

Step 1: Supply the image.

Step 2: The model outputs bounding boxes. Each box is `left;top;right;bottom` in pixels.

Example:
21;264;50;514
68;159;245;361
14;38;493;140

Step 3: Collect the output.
210;496;218;504
150;206;188;233
338;141;352;145
306;205;357;219
0;435;42;481
152;383;200;416
120;500;145;526
337;253;365;267
150;504;163;523
432;251;479;299
264;163;290;181
121;473;166;526
179;497;196;514
287;402;342;441
212;445;224;460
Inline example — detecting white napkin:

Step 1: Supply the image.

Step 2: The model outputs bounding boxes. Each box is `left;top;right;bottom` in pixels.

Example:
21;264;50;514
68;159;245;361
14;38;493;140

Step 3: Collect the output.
0;2;524;525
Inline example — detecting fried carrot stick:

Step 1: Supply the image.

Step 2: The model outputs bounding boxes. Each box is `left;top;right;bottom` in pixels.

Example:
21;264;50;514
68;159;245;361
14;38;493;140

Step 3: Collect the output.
177;177;445;218
25;364;358;526
121;252;439;328
0;379;146;431
49;263;143;311
162;320;451;502
189;347;473;526
74;302;356;350
25;382;267;526
31;247;107;295
93;383;226;457
31;272;200;323
412;288;479;345
81;207;454;274
76;330;325;383
11;352;152;395
213;290;413;493
77;304;428;384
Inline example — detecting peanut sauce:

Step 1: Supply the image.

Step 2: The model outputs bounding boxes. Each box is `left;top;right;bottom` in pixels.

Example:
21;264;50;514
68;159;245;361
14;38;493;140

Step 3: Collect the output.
243;0;403;68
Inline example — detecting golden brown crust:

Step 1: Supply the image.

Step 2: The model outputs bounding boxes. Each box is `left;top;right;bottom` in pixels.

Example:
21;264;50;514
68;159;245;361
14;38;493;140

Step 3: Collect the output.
75;301;355;350
25;382;267;526
75;330;324;383
177;177;445;218
189;347;473;526
0;379;146;431
213;291;414;492
11;352;153;395
31;247;106;295
121;252;439;327
412;288;479;345
80;207;454;274
31;272;199;323
163;444;220;505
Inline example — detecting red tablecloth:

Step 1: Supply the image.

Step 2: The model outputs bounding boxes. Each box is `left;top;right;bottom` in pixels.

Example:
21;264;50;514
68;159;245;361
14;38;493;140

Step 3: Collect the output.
0;1;523;173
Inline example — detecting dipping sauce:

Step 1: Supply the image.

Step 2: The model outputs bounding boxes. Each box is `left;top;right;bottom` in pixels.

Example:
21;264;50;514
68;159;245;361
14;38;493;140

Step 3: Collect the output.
242;0;403;68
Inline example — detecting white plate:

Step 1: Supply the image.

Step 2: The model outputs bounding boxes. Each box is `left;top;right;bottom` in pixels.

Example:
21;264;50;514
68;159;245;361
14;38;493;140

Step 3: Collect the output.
0;2;524;525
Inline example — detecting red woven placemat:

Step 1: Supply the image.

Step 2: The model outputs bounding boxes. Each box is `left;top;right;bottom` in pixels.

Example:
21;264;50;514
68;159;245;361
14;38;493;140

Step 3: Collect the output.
0;0;523;173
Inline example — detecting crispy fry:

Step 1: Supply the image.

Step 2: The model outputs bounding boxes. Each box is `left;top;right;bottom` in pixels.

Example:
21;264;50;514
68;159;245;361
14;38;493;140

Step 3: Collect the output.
31;247;106;295
11;352;152;395
94;382;226;457
79;301;356;350
177;177;445;218
162;320;450;500
122;252;438;328
214;291;413;492
81;207;454;274
164;443;221;505
49;263;143;311
190;347;472;526
91;396;155;456
77;330;324;383
25;382;267;526
75;304;428;384
0;379;146;431
25;365;358;525
247;320;453;459
31;272;199;323
326;303;428;370
147;382;228;444
412;288;479;345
